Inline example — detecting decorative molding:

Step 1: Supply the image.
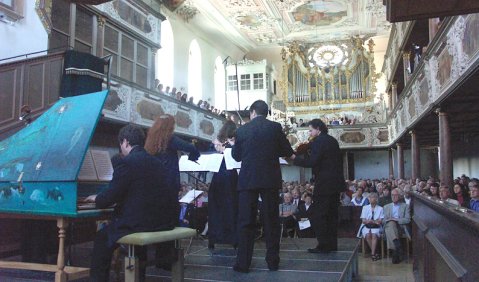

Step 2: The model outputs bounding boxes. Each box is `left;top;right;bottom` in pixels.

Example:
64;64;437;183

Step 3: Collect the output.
95;1;160;44
35;0;52;34
175;0;198;23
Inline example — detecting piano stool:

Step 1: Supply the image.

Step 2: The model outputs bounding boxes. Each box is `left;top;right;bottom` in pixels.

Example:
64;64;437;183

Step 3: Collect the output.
117;227;197;282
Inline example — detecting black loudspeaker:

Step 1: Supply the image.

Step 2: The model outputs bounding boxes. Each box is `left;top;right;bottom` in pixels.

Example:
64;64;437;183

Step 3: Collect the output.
60;50;106;97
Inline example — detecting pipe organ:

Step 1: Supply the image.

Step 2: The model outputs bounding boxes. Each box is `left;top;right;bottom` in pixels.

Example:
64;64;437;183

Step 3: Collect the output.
282;38;377;106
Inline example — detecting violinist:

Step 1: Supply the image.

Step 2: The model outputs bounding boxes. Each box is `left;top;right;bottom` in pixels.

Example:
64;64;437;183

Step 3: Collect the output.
294;135;318;157
207;121;238;250
293;118;346;253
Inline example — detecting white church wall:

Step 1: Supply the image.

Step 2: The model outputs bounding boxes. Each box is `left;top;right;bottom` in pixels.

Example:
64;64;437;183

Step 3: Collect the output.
453;138;479;178
0;1;48;63
281;166;312;183
167;16;244;110
354;148;437;180
354;150;391;179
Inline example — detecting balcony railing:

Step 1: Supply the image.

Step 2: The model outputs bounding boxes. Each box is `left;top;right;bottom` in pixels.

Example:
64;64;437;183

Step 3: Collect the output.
0;52;226;141
387;14;479;144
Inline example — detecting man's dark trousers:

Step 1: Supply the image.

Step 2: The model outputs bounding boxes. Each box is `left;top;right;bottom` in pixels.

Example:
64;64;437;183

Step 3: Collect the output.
311;193;340;250
236;188;280;269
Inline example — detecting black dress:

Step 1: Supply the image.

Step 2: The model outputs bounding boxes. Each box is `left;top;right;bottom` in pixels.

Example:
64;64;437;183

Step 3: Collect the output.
208;157;238;248
153;135;199;268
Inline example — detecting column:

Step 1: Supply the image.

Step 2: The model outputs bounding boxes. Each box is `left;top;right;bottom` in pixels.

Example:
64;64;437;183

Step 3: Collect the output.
397;143;405;179
391;82;398;109
343;151;349;180
389;148;394;179
299;167;305;184
410;130;421;180
437;109;453;188
96;16;106;57
403;51;411;84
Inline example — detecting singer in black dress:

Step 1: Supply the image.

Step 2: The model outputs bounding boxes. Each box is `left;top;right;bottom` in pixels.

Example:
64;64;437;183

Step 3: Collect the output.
207;121;238;249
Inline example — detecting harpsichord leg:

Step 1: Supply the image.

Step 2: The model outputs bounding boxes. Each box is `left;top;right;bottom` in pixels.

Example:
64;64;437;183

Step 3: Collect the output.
55;217;69;282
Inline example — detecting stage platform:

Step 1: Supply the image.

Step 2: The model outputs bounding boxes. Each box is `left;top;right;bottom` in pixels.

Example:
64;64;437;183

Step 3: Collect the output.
0;238;359;282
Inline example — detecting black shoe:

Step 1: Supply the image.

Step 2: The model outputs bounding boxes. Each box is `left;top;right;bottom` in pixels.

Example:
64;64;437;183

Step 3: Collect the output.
233;264;249;273
267;262;279;271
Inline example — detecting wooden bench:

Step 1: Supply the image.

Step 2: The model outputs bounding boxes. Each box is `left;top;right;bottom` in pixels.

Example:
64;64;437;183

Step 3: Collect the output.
117;227;197;282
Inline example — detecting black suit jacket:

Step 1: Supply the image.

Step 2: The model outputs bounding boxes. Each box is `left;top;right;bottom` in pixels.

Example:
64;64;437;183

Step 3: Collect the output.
96;146;176;247
232;116;294;191
294;132;345;196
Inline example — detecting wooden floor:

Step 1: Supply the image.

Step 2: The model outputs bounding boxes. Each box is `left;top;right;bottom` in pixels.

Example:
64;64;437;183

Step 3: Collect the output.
355;254;414;281
0;237;414;282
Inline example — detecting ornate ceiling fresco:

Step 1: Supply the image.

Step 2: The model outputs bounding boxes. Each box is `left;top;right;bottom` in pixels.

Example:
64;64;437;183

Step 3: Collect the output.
181;0;390;49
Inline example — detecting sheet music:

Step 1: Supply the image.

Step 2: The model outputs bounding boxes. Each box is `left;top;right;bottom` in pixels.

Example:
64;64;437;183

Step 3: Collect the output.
91;150;113;181
179;153;223;172
205;153;224;172
298;219;311;230
223;149;289;169
223;148;241;170
179;189;204;203
78;150;98;181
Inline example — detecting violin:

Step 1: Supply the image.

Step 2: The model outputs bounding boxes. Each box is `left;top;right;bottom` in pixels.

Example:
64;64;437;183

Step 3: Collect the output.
295;136;317;155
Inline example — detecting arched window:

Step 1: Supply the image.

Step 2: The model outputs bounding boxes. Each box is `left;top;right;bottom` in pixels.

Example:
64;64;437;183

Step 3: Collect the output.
188;39;202;101
214;56;225;111
156;19;174;89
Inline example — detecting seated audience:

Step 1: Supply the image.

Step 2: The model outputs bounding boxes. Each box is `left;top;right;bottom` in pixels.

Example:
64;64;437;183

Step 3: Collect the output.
340;192;352;206
357;193;384;261
452;183;470;207
378;188;392;207
181;93;188;102
403;185;412;205
294;193;314;238
351;187;369;206
382;188;411;264
425;182;440;198
157;83;165;95
291;188;303;207
170;87;177;97
439;185;459;206
469;181;479;212
279;192;298;237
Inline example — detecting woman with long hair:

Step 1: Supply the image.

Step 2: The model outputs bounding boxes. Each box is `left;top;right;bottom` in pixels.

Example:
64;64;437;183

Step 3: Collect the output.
144;114;200;270
145;114;200;192
207;120;239;250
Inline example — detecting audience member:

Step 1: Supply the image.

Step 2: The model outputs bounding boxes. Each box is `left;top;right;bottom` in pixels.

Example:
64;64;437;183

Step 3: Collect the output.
452;183;470;207
469;181;479;212
295;193;314;238
382;188;411;264
378;188;392;207
357;193;384;261
439;185;459;206
279;193;298;238
351;187;369;206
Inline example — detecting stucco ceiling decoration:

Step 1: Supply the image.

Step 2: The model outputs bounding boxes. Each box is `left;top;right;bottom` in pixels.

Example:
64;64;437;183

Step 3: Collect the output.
203;0;390;47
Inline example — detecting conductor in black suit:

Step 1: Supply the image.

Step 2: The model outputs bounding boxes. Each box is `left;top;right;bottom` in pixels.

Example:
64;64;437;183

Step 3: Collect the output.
294;119;345;253
231;100;294;272
86;125;176;281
